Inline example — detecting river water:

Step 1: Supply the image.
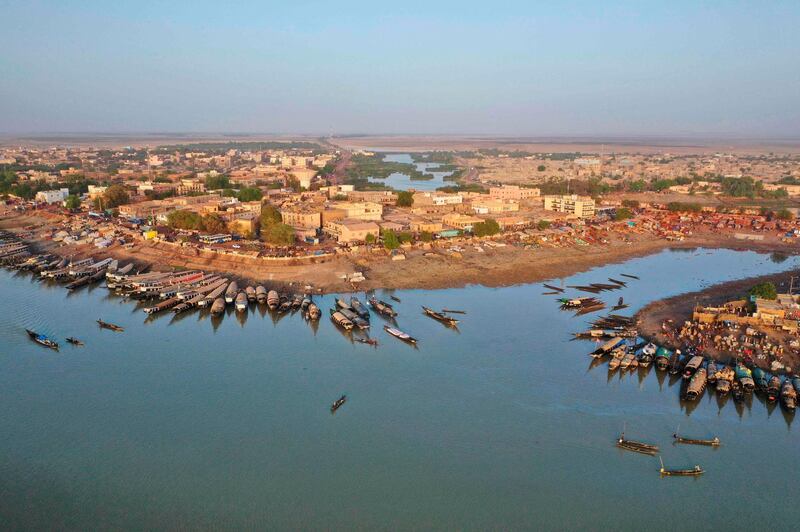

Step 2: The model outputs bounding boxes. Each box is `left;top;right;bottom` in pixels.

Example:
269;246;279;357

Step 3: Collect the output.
367;153;454;191
1;248;798;530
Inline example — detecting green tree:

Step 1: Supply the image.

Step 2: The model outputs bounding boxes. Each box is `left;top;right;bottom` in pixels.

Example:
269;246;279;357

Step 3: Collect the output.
262;223;295;245
667;202;701;213
286;176;302;192
628;180;647;192
749;282;777;300
651;178;676;192
473;218;501;237
537;165;546;172
64;195;81;210
237;187;263;202
365;233;376;244
776;208;794;221
205;174;231;190
201;213;228;233
12;182;34;200
167;210;203;230
398;231;414;243
396;190;414;207
102;184;130;208
419;231;434;242
260;204;282;228
537;220;551;230
382;229;400;250
614;207;633;221
622;199;640;208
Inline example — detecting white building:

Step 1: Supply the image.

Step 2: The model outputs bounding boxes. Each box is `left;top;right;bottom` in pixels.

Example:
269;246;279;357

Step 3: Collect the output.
87;185;108;199
35;188;70;204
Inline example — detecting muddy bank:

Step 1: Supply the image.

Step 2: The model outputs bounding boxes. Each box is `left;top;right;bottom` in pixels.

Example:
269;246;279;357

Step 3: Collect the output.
4;211;800;294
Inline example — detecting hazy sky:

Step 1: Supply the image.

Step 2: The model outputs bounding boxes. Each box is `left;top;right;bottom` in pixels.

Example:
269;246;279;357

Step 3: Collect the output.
1;0;799;136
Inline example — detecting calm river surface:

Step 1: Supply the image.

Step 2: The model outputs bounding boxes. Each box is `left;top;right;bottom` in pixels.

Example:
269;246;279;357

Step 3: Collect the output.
1;248;799;530
368;153;453;191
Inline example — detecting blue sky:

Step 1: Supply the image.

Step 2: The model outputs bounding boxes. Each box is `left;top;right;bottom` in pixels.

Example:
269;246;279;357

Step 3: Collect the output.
1;0;798;136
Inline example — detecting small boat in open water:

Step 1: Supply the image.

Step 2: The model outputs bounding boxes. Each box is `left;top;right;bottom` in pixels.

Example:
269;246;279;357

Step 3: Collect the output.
673;432;720;446
616;433;659;455
384;325;417;344
26;329;59;350
66;337;84;346
422;306;459;327
356;338;378;347
330;395;347;413
659;457;704;476
97;319;124;332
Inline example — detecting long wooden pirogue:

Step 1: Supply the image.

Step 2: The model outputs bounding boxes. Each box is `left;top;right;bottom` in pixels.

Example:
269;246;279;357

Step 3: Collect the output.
26;329;59;350
616;433;659;455
97;319;124;332
659;457;704;476
421;306;459;327
673;433;720;446
330;395;347;413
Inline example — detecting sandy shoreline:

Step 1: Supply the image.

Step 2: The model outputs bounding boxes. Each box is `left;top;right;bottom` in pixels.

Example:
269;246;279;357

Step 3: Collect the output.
4;212;800;294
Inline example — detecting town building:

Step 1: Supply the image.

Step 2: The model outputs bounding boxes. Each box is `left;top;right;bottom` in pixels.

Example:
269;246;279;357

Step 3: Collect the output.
413;192;463;207
324;219;381;244
227;212;259;236
471;199;520;214
442;213;484;231
280;206;323;229
543;194;596;218
326;201;383;221
87;185;107;200
488;185;540;201
35;188;69;204
176;178;206;195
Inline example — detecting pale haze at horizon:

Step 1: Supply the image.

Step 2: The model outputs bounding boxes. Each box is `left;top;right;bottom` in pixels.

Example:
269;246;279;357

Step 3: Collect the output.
1;0;798;137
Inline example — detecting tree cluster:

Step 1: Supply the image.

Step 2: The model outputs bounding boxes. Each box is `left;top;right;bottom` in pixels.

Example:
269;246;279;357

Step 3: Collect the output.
259;204;295;245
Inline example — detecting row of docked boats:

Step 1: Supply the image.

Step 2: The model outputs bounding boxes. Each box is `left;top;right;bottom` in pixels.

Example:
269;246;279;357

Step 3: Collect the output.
0;231;32;264
588;337;800;411
212;284;320;320
2;231;441;349
1;232;131;295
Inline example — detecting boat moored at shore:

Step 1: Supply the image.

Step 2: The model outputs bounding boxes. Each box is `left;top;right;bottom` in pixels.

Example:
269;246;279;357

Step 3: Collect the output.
224;281;239;304
781;378;797;411
235;291;248;312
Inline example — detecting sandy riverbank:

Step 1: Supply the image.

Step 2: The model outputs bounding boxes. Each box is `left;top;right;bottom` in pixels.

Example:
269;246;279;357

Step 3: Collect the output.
4;210;800;294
